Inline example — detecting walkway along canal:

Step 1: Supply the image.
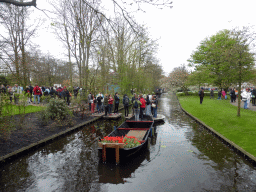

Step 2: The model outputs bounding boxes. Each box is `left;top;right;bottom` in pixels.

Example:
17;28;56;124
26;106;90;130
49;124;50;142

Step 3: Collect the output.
0;92;256;191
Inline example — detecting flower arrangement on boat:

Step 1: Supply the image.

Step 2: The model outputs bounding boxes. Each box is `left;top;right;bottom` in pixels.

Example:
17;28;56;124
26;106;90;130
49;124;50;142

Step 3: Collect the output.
100;135;142;148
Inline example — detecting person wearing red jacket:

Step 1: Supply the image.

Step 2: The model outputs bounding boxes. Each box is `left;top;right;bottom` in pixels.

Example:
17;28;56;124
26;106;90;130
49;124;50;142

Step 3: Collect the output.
139;94;146;120
33;84;42;104
108;94;114;115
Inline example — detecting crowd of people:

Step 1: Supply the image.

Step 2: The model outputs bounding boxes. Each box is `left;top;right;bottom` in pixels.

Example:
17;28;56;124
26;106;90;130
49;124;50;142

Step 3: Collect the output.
0;84;77;105
199;87;256;109
0;84;159;118
87;92;158;120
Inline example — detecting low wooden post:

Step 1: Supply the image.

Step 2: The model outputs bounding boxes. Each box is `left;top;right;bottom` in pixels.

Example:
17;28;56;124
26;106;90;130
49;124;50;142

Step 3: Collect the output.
102;144;106;163
115;145;120;164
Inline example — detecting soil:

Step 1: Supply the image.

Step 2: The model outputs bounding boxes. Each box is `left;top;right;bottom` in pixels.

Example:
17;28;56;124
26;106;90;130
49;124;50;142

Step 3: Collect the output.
0;111;96;158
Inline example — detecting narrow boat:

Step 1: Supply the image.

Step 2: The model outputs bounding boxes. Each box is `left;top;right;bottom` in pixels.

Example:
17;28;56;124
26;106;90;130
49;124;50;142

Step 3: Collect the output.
98;115;154;162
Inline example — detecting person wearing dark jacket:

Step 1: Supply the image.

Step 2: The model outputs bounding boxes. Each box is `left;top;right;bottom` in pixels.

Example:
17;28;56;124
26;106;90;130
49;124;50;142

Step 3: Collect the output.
210;89;214;99
73;87;79;99
123;94;130;117
252;87;256;106
64;88;71;105
114;92;120;113
88;92;92;111
199;88;204;104
96;95;103;113
29;85;33;102
103;94;109;116
24;86;31;104
230;88;236;103
133;95;141;121
50;87;55;98
131;93;136;115
217;90;221;100
152;95;158;118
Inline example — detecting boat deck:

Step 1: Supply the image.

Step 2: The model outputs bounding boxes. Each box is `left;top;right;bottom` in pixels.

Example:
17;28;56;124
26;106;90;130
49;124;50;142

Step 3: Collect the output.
92;112;105;117
103;113;122;119
153;114;165;123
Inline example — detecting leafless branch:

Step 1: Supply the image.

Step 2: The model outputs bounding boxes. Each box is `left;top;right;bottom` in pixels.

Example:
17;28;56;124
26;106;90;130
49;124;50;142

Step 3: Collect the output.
0;0;36;7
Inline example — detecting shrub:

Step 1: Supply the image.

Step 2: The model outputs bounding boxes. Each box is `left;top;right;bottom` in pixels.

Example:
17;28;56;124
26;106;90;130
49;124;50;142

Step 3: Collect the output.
0;94;14;139
47;98;72;120
38;98;73;126
37;108;50;126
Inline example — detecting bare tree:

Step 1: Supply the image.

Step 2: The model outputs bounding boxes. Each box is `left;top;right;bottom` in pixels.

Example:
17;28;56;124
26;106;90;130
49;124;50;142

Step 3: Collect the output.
52;0;102;90
0;3;40;86
0;0;36;7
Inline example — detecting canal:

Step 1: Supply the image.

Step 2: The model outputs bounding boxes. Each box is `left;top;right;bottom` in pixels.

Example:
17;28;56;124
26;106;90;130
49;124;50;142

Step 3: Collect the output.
1;93;256;191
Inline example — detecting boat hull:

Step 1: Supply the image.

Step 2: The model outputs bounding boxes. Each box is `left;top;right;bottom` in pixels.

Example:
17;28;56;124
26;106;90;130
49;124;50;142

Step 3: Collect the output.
98;115;153;159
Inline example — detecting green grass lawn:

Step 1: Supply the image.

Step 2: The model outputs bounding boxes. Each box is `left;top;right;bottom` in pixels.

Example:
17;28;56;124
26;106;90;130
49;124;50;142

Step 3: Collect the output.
178;95;256;157
1;104;44;116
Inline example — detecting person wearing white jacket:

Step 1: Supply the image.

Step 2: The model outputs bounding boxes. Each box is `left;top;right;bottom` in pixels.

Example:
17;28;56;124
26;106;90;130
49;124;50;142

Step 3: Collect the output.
241;89;250;109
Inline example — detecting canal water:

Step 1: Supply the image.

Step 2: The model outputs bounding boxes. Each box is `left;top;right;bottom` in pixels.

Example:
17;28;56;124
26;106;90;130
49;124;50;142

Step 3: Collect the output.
1;93;256;191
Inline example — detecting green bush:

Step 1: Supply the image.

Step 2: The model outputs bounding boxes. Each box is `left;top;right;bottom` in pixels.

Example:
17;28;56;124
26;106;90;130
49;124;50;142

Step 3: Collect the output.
37;108;50;126
0;94;14;139
38;98;73;126
47;99;72;120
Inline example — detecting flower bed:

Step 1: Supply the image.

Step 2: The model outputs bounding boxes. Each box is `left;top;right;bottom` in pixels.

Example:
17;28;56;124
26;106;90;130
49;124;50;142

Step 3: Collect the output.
100;135;141;148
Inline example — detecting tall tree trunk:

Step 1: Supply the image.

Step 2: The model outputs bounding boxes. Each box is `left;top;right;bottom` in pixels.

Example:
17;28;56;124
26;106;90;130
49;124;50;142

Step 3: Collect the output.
237;63;242;117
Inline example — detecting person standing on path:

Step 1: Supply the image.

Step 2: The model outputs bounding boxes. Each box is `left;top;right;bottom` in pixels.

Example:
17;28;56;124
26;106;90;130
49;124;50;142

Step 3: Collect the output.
131;93;136;115
139;94;146;120
103;94;109;116
114;92;120;114
64;88;71;106
133;95;142;121
152;95;158;118
8;86;14;103
246;88;251;109
230;88;235;103
252;87;256;106
145;93;152;115
199;88;204;104
221;89;227;100
88;92;92;111
33;84;42;104
108;95;114;115
123;94;130;117
91;95;96;113
241;89;249;109
217;90;221;100
96;94;103;113
210;89;214;99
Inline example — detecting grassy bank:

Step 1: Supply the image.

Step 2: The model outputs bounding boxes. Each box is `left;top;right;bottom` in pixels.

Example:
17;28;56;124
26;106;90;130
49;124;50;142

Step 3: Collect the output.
178;95;256;157
2;105;44;116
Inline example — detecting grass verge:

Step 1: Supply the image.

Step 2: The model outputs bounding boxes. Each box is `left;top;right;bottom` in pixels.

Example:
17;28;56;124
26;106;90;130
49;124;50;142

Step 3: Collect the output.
178;95;256;157
2;105;44;116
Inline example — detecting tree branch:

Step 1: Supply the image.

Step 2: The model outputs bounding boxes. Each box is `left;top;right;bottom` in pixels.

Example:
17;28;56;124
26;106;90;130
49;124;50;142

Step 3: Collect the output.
0;0;36;7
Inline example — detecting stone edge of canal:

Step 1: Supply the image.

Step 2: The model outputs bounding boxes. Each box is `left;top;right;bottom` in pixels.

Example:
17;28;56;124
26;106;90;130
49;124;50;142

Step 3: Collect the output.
176;97;256;167
0;116;101;166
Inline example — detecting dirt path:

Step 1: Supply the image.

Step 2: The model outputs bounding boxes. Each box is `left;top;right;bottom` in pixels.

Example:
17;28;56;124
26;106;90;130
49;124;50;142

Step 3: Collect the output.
230;100;256;111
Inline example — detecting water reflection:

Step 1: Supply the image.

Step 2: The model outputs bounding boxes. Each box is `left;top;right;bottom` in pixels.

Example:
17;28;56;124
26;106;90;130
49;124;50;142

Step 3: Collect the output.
1;93;256;191
184;122;256;191
98;150;150;184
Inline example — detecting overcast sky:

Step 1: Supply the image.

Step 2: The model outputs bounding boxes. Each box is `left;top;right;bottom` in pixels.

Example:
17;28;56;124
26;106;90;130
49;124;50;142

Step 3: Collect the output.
33;0;256;76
